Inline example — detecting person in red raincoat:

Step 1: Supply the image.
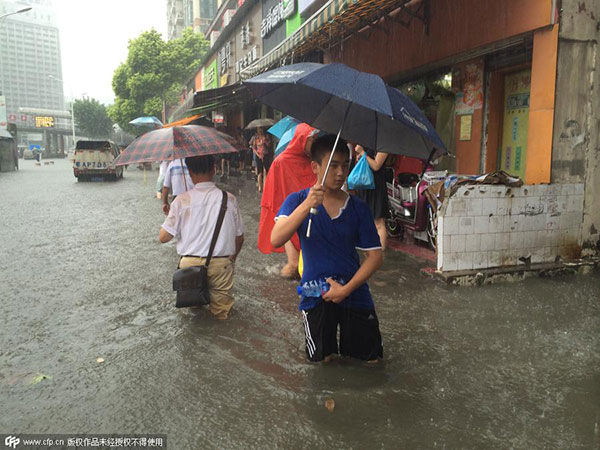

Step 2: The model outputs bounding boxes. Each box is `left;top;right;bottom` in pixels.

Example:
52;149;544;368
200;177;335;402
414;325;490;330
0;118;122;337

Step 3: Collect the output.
258;123;319;278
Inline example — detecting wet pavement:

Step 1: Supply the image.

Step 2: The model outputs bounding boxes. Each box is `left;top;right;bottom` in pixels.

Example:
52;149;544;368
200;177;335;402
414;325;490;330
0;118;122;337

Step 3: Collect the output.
1;159;599;449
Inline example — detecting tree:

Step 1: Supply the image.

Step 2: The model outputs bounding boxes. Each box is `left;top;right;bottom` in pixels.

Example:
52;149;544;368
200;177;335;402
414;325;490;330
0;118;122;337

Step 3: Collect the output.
108;28;209;133
73;98;113;138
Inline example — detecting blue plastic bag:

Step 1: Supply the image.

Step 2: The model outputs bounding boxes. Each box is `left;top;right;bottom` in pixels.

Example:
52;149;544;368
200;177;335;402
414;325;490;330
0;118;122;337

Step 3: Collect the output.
347;155;375;190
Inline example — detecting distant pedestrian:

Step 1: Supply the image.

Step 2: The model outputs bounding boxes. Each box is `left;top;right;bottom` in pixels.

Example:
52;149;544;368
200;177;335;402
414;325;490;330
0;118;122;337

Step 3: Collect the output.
161;159;194;215
249;127;272;194
159;155;245;320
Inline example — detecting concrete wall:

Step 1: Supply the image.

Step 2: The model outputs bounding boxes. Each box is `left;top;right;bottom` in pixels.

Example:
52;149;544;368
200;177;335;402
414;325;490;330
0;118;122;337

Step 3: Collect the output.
552;0;600;255
437;183;584;272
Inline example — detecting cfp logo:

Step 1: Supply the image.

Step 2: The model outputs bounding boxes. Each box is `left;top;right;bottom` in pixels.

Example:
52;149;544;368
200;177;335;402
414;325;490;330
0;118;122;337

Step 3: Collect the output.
4;436;20;449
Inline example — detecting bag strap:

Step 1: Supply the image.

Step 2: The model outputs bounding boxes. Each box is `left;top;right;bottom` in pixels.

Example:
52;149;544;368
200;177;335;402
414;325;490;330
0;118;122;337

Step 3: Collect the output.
205;190;228;267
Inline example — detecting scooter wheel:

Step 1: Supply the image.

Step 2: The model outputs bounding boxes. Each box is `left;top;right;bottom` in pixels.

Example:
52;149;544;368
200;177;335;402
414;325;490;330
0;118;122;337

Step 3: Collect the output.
386;219;403;238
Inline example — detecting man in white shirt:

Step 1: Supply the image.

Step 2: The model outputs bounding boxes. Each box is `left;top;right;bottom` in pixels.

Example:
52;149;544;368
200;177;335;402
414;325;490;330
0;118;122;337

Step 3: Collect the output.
161;159;194;215
159;155;244;320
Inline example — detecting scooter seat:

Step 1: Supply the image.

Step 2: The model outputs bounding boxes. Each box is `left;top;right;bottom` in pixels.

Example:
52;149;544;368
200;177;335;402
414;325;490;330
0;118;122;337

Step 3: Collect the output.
396;172;420;188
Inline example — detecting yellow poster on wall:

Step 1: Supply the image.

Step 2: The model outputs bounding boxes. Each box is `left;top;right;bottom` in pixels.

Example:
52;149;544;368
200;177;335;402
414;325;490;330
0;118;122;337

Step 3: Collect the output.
500;70;531;180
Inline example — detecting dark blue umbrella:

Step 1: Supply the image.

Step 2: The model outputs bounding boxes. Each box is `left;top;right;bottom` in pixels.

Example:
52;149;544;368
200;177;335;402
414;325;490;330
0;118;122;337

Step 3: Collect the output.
244;63;447;160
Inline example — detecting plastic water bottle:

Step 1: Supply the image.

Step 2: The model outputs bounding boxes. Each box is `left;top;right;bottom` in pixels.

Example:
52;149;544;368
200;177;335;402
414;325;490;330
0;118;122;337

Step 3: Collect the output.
296;279;330;297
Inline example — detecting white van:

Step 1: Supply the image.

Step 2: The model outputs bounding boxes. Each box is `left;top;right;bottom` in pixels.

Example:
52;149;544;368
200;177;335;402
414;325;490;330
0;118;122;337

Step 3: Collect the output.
73;140;123;181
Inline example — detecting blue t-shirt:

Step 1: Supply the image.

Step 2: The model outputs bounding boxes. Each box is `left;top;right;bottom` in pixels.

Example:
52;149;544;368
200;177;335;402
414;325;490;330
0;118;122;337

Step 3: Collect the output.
276;189;381;310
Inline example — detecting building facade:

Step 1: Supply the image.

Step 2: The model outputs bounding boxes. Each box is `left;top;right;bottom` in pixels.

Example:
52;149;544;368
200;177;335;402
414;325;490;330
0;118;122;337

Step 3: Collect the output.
168;0;218;39
186;0;599;268
0;0;69;150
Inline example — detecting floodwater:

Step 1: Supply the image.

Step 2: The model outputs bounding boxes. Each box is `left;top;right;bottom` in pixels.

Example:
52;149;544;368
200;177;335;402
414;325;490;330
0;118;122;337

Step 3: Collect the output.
1;159;599;449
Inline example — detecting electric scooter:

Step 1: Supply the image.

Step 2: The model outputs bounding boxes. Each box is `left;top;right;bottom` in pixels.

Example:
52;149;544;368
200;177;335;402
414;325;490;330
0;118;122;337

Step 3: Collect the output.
385;164;448;250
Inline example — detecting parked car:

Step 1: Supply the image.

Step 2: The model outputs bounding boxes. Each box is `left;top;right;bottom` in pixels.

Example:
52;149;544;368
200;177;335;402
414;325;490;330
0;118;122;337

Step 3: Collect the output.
73;140;123;181
23;148;35;159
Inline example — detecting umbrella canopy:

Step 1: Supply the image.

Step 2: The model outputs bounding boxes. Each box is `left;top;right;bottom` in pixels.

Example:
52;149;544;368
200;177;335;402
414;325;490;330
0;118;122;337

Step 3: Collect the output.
243;63;447;160
268;115;300;139
273;126;296;156
245;118;275;130
129;116;163;127
112;125;238;166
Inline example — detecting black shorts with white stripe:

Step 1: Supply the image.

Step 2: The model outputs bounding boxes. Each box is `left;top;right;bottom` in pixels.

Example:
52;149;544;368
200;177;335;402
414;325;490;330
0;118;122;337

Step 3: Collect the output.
302;301;383;362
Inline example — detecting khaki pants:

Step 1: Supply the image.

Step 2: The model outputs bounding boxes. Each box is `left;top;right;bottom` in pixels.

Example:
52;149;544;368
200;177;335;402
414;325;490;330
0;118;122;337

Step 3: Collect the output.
179;256;234;319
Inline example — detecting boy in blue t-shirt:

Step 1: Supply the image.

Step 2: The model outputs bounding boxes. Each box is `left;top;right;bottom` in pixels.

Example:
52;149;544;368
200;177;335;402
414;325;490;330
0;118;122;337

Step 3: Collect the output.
272;134;384;362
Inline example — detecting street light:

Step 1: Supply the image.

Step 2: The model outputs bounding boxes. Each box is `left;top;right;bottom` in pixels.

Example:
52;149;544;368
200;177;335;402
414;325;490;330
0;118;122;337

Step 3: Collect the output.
48;75;76;147
0;7;32;22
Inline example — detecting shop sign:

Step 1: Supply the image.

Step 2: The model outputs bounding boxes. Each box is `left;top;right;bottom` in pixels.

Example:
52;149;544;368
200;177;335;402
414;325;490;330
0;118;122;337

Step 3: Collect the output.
203;59;218;90
35;116;55;128
261;0;296;38
240;22;252;48
218;41;232;76
212;112;225;124
236;45;259;74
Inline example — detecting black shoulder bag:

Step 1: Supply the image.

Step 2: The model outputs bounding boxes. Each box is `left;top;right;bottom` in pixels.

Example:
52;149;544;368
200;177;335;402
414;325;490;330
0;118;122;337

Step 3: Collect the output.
172;190;228;308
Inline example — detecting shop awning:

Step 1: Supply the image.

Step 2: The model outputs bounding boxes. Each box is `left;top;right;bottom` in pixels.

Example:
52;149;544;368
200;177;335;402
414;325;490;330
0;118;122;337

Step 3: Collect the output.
241;0;423;78
186;83;249;116
0;129;14;139
162;114;206;128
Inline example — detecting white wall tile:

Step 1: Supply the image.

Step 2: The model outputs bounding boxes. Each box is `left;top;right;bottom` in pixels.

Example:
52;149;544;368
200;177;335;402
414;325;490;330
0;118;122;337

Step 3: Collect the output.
443;234;452;253
488;251;501;267
444;216;459;236
437;217;444;237
465;234;481;252
473;216;489;234
488;216;504;233
509;232;524;249
459;217;474;235
472;251;488;269
480;233;496;251
467;198;483;216
437;245;443;270
443;252;458;271
449;198;467;216
451;234;466;253
531;247;546;263
481;198;498;217
574;183;584;195
545;216;559;232
457;252;473;271
495;233;510;250
497;198;510;215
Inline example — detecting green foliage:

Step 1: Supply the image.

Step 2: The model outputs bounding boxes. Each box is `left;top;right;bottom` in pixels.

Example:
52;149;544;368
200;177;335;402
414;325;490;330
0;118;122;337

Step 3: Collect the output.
73;98;113;138
109;27;209;132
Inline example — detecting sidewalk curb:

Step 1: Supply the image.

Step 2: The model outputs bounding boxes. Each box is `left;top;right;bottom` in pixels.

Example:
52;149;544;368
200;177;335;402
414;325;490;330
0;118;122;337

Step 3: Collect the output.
421;257;600;286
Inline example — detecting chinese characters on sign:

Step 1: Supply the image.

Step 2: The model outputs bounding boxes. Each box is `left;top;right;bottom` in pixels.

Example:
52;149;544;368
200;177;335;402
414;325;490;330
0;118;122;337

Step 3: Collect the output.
240;22;251;48
35;116;55;128
261;0;296;38
236;45;259;75
218;41;232;76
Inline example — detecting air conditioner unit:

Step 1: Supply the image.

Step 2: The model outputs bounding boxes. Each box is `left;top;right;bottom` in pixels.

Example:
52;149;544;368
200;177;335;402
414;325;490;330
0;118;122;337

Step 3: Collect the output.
210;31;221;47
223;9;236;27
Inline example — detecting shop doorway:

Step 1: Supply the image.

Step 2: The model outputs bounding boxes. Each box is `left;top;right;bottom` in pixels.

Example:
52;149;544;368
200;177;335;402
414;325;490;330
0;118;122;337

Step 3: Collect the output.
499;69;531;179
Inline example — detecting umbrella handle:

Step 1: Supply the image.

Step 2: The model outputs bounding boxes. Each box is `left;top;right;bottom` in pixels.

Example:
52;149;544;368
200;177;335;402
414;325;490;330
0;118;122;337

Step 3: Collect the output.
306;207;319;238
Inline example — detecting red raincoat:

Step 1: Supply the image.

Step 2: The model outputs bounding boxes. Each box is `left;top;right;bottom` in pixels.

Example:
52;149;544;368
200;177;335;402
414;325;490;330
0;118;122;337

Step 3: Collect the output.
257;123;317;253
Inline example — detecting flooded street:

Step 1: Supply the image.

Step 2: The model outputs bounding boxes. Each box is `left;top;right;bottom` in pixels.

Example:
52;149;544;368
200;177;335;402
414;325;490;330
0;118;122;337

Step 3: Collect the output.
1;159;599;449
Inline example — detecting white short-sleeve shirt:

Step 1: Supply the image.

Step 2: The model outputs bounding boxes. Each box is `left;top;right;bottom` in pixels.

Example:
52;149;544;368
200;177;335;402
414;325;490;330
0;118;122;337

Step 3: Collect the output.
163;160;194;196
161;182;244;257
